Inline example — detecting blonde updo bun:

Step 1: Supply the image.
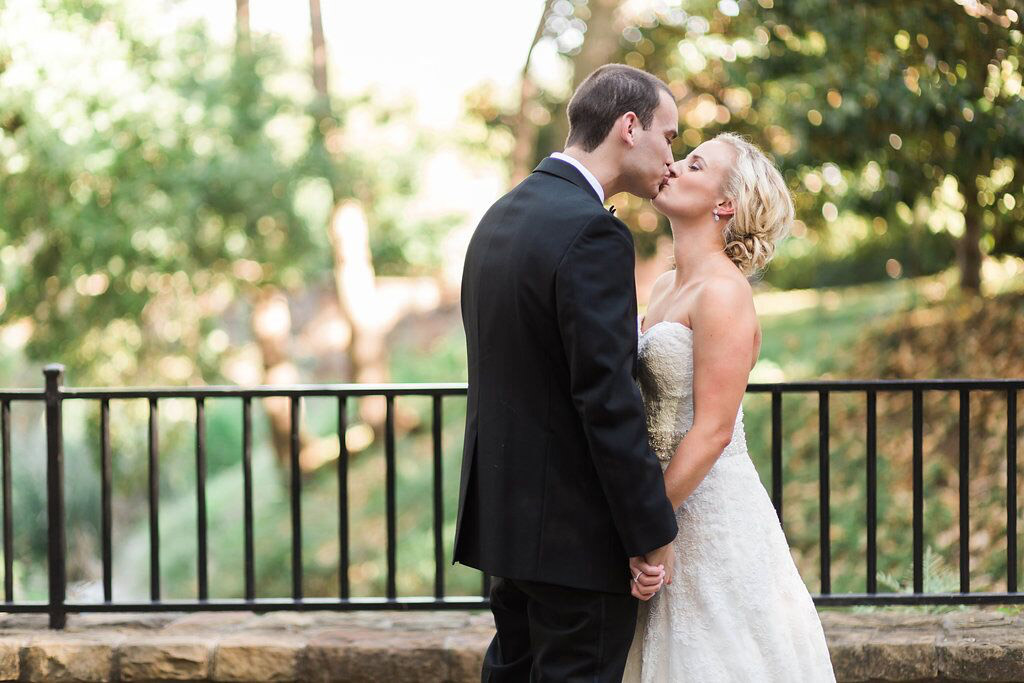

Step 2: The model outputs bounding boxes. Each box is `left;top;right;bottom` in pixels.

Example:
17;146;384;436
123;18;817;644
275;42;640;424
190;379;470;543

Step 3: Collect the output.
714;133;794;276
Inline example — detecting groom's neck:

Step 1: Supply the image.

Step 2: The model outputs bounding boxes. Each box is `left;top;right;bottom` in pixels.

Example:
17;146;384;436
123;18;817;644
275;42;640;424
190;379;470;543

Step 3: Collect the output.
561;146;624;198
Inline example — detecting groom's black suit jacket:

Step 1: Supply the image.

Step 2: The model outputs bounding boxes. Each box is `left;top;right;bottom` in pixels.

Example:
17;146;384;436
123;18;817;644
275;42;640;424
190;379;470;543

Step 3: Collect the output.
454;157;678;594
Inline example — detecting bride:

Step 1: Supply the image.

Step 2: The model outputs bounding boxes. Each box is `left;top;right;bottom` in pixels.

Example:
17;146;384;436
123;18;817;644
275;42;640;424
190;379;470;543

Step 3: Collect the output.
621;133;835;681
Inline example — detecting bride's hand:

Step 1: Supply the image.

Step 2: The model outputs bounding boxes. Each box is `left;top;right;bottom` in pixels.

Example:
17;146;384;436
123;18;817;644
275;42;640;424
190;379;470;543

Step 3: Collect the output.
644;541;675;585
629;556;665;601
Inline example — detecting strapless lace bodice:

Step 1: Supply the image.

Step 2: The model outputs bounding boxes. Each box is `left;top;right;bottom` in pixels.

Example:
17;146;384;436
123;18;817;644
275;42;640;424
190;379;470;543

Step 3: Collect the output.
636;318;747;462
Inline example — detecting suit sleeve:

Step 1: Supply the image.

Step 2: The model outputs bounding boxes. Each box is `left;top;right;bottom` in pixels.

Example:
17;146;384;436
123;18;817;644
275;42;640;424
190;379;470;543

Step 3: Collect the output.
555;214;678;557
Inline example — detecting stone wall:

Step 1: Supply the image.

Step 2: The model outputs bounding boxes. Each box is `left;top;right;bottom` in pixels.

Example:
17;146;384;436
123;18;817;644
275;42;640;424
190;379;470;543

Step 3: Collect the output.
0;609;1021;682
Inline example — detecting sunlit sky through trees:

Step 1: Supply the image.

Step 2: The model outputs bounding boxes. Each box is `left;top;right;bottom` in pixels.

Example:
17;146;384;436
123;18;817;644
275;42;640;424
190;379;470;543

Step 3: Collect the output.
185;0;554;126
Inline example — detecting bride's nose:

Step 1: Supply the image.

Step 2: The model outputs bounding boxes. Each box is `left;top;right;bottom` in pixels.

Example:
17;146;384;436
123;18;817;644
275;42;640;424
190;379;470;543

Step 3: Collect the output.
667;161;682;177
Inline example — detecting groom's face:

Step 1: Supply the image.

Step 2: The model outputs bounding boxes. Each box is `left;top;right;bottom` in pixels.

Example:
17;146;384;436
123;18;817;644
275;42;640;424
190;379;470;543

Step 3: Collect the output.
624;90;679;199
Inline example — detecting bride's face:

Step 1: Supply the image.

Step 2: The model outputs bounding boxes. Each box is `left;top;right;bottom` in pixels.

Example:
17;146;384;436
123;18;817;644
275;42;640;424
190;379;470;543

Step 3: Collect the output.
652;140;736;220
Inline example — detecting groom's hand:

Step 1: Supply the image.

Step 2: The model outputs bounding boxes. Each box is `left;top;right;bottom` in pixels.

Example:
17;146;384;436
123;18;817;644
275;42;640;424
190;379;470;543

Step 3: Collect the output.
644;541;675;585
629;556;664;601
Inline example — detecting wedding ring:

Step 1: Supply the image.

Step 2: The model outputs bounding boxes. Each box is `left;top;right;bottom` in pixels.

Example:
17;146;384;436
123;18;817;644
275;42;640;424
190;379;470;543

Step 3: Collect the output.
633;571;642;582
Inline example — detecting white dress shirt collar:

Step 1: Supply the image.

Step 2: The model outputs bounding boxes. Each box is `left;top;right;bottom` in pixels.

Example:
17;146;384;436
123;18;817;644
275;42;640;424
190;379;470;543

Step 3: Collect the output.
549;152;605;203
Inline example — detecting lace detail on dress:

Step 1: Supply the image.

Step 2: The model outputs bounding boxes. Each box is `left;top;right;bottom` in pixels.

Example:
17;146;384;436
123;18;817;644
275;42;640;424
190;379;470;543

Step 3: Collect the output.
623;317;836;683
636;318;747;462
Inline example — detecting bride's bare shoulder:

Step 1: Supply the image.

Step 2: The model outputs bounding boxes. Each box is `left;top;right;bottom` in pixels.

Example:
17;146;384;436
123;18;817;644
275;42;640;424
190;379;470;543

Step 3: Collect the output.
692;274;756;326
697;271;753;300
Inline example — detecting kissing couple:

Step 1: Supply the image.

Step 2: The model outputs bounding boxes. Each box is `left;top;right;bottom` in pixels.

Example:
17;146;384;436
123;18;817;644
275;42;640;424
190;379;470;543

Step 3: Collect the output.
455;64;836;682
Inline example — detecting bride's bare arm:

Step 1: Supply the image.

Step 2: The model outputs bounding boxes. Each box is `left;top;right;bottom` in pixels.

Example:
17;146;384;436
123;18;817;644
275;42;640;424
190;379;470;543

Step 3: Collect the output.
662;277;757;509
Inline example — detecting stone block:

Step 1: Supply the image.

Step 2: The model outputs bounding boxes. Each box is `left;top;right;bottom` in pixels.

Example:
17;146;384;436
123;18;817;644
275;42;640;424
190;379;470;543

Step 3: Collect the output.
22;636;118;682
823;616;939;682
444;629;492;682
117;637;211;681
0;638;19;681
213;634;304;681
938;629;1024;681
301;633;449;683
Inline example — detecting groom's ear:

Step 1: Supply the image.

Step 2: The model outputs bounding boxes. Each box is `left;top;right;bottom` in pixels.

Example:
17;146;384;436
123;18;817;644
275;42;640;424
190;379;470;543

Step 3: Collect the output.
618;112;639;148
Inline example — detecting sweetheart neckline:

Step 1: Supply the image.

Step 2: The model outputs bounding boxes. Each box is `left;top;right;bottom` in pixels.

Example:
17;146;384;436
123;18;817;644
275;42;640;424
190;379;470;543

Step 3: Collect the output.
640;319;694;337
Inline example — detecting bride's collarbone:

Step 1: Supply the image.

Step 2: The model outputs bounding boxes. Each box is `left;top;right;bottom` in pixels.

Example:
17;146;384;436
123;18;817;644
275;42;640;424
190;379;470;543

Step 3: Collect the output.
643;295;698;334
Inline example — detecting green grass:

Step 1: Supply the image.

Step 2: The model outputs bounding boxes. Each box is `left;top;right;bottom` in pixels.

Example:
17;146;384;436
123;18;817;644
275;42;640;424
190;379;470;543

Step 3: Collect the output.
752;276;941;380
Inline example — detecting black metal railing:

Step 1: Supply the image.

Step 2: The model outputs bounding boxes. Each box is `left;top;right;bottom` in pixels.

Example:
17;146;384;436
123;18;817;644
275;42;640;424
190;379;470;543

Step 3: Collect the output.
747;379;1023;607
2;366;1022;627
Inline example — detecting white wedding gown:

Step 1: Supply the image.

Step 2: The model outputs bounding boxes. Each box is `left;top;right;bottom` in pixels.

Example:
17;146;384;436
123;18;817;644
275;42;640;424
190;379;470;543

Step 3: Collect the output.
622;318;835;682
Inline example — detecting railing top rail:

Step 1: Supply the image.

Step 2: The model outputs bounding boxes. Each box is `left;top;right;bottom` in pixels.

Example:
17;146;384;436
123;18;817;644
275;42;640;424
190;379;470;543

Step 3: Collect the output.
30;378;1024;399
57;382;471;399
0;390;45;400
747;378;1024;392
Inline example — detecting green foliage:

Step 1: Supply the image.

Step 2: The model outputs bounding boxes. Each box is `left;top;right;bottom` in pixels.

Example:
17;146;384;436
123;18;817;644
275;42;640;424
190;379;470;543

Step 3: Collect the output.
0;0;461;387
767;221;956;289
471;0;1024;289
852;547;967;614
0;1;321;384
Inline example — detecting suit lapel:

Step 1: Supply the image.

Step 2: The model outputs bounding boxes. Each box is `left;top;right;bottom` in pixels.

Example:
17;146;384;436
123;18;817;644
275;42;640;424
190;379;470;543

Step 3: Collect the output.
534;157;604;205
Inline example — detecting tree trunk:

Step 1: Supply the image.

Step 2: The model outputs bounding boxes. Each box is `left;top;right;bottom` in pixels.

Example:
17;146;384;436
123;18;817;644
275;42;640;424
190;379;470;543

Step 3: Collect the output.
571;0;623;89
306;0;388;428
509;2;550;185
241;0;335;470
327;200;389;429
328;201;384;386
550;0;624;151
251;287;315;468
958;202;983;294
235;0;250;53
309;0;329;118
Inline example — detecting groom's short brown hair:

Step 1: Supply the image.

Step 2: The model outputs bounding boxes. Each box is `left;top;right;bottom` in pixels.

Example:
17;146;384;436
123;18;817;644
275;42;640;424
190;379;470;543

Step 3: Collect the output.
565;65;673;152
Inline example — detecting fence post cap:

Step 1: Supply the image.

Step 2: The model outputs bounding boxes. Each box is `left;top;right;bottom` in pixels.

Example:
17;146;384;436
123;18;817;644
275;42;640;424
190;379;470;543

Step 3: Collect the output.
43;364;66;375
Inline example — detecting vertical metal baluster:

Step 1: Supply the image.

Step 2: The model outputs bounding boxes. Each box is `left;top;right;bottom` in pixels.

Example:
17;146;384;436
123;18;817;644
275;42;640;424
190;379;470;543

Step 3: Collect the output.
959;389;970;594
866;390;877;594
148;397;160;602
338;396;350;600
482;573;491;600
243;397;255;602
819;391;831;594
1008;389;1018;594
385;395;397;600
290;396;302;600
433;395;444;600
101;399;112;602
2;399;12;603
913;389;924;594
196;397;208;602
44;365;67;629
771;391;783;527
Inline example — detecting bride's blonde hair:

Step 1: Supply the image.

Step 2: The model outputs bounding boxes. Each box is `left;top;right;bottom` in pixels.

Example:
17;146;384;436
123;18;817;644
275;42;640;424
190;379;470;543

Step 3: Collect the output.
714;133;794;276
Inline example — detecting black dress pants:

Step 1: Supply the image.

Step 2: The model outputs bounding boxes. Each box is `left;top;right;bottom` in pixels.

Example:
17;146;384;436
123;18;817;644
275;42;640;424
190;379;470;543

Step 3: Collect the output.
482;576;638;683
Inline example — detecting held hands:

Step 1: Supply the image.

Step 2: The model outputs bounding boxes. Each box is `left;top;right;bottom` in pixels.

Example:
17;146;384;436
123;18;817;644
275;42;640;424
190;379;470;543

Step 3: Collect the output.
629;541;675;601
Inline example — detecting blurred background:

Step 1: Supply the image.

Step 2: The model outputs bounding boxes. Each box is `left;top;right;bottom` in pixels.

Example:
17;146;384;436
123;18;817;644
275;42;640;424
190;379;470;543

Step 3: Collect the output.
1;0;1022;607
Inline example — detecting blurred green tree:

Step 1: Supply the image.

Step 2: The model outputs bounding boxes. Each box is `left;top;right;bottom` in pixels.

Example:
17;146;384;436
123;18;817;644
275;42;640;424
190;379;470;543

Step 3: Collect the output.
0;0;323;386
472;0;1023;291
0;0;454;392
674;0;1024;293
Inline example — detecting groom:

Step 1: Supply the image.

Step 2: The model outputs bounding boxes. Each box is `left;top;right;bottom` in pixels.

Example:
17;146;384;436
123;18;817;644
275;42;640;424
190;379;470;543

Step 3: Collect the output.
454;64;681;681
